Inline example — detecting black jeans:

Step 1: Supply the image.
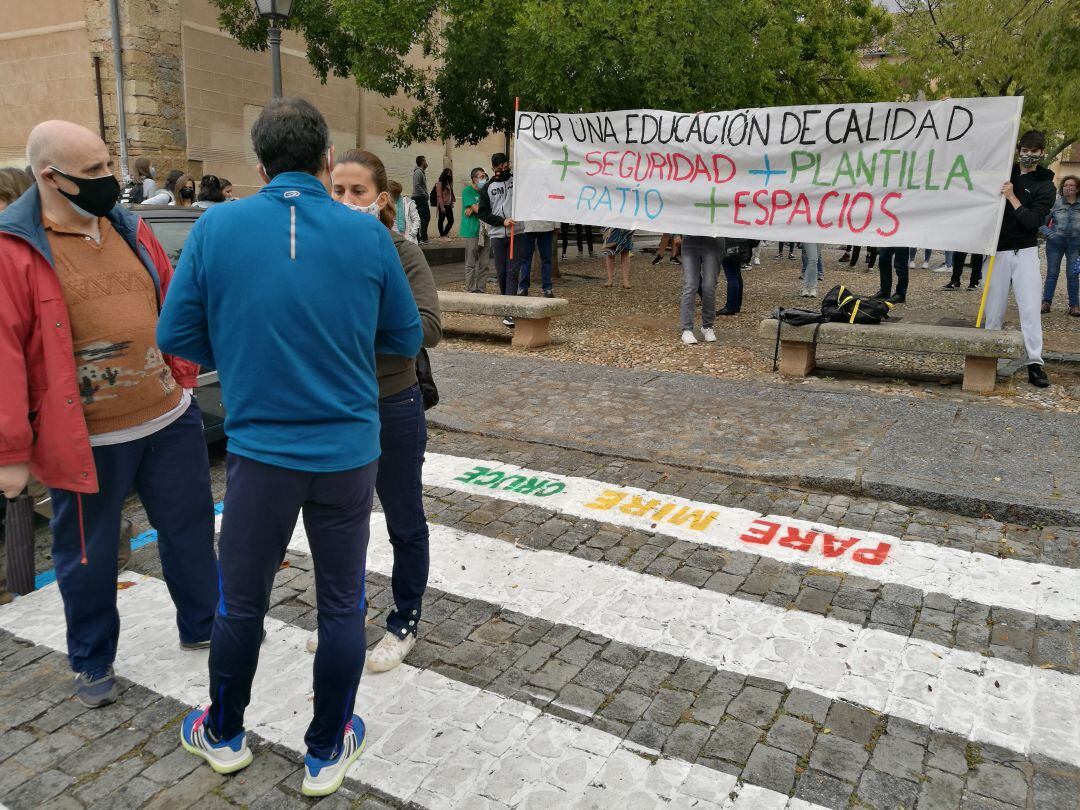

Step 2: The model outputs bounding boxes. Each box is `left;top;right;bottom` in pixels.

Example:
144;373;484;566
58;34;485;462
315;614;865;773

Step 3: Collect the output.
437;207;454;237
720;254;743;313
950;253;984;287
561;223;594;255
412;195;431;242
849;246;877;267
878;246;909;297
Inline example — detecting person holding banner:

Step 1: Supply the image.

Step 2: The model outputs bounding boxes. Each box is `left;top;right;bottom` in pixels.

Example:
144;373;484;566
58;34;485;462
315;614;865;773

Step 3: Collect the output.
983;130;1055;388
478;152;524;327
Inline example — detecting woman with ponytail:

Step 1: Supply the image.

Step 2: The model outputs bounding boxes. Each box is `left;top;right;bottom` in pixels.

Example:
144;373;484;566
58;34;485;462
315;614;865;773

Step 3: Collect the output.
305;149;442;673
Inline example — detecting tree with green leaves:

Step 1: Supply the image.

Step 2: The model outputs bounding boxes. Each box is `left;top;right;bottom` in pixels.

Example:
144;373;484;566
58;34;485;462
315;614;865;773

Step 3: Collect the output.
884;0;1078;160
209;0;891;146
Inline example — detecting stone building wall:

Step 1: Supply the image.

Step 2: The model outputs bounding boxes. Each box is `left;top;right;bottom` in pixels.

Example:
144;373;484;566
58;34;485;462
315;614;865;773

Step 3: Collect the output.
83;0;196;178
0;0;508;232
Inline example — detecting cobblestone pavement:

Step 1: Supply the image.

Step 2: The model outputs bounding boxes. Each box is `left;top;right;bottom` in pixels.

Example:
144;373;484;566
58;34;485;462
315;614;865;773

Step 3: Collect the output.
427;349;1080;527
3;431;1080;808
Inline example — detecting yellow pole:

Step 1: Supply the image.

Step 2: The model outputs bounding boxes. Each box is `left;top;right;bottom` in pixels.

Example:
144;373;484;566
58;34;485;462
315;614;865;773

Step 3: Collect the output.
975;254;996;328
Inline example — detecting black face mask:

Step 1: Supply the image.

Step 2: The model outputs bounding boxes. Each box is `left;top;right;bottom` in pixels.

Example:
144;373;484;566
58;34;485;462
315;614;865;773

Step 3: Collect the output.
48;166;120;217
180;187;194;200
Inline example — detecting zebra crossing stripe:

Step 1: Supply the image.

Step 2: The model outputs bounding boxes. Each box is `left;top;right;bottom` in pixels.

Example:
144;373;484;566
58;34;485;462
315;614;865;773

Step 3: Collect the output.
283;512;1079;766
0;575;825;809
422;452;1077;622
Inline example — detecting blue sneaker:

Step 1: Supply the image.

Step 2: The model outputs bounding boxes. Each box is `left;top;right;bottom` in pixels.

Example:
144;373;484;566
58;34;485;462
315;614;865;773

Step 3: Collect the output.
301;715;366;797
74;667;118;708
180;704;253;774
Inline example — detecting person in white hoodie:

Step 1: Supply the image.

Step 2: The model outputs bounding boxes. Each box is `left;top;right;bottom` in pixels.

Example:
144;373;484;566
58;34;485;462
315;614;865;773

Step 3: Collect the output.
389;180;420;244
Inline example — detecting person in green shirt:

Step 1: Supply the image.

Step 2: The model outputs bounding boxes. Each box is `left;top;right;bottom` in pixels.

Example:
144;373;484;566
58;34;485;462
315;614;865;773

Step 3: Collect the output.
461;167;490;292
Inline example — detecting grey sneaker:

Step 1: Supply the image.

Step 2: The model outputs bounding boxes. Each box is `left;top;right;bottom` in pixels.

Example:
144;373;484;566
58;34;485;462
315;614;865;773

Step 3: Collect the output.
74;667;119;708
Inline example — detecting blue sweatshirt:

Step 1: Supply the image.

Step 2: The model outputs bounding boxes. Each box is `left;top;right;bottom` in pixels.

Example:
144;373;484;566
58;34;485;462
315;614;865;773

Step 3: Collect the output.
157;172;422;472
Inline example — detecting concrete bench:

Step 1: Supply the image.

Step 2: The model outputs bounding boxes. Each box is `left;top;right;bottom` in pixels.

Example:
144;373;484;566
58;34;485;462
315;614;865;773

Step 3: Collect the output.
759;319;1025;392
438;291;569;348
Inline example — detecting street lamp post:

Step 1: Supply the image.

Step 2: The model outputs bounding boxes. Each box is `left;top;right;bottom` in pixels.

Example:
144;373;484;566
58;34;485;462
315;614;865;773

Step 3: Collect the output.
254;0;294;99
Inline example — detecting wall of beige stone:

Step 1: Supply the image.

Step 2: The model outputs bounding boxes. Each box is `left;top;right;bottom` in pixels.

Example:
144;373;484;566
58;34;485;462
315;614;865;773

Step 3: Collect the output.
0;0;98;167
0;0;514;234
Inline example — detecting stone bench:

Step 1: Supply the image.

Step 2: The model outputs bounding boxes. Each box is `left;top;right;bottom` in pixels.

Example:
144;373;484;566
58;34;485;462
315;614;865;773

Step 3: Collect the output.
759;319;1025;392
438;291;569;348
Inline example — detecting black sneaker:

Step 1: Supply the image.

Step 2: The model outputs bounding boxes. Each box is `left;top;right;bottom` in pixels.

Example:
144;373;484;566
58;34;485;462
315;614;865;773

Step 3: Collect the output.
651;254;664;265
516;286;529;296
942;282;960;290
1028;364;1050;388
543;289;554;298
716;308;738;316
502;316;515;328
669;256;681;265
887;294;906;304
870;290;888;299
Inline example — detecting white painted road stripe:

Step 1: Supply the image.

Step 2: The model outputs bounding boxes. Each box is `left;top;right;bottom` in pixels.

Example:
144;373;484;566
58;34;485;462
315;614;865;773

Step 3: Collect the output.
302;512;1079;766
0;576;824;810
423;452;1077;622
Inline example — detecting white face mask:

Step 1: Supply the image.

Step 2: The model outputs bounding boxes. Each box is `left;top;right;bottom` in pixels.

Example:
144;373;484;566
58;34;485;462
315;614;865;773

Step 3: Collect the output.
345;199;381;217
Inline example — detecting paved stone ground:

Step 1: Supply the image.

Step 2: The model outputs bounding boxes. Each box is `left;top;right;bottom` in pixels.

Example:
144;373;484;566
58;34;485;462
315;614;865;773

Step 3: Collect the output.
427;349;1080;526
4;430;1080;808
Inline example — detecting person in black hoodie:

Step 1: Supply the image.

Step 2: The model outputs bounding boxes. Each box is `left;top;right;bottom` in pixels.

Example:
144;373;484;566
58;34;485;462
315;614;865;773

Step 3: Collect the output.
478;152;525;326
983;130;1056;388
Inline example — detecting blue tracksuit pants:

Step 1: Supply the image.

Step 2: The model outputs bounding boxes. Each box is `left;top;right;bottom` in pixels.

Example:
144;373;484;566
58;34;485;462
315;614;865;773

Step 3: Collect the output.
205;453;377;759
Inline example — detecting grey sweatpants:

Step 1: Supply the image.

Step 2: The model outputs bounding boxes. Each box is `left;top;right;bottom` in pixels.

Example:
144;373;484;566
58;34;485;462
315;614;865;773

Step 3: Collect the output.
464;236;491;292
983;246;1044;365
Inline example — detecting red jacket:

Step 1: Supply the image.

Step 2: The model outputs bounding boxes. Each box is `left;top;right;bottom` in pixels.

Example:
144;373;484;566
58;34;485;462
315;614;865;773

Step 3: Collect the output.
0;188;198;494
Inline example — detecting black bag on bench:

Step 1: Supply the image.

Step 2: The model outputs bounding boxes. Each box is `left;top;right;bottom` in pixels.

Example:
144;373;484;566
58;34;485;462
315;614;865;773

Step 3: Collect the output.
820;285;893;325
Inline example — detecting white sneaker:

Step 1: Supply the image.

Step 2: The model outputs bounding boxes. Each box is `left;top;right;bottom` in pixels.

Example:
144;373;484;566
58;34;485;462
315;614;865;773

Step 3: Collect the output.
365;631;416;673
680;330;698;345
180;704;253;775
921;261;929;269
752;256;761;265
702;328;717;342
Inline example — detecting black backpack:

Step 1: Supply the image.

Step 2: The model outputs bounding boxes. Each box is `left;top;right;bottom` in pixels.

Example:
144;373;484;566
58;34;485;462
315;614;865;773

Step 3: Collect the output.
820;285;893;325
120;180;145;206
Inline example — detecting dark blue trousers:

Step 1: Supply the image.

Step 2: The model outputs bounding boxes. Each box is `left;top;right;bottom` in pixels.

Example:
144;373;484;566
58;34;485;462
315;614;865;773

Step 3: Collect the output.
721;255;744;313
376;385;429;640
207;453;376;759
517;231;555;292
50;401;217;676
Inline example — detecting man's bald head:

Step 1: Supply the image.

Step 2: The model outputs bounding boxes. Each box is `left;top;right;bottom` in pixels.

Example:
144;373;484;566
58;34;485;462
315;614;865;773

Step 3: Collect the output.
26;120;111;177
26;120;116;224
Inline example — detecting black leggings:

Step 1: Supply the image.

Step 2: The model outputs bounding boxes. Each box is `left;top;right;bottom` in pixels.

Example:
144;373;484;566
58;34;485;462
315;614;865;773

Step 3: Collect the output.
561;223;594;255
437;208;454;237
950;253;984;287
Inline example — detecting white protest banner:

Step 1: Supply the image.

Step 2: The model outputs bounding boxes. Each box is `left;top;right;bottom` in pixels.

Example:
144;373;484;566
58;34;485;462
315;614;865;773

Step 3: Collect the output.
512;98;1023;255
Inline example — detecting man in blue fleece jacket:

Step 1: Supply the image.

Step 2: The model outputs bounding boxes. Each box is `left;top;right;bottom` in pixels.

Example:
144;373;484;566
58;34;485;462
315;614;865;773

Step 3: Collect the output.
157;97;421;797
